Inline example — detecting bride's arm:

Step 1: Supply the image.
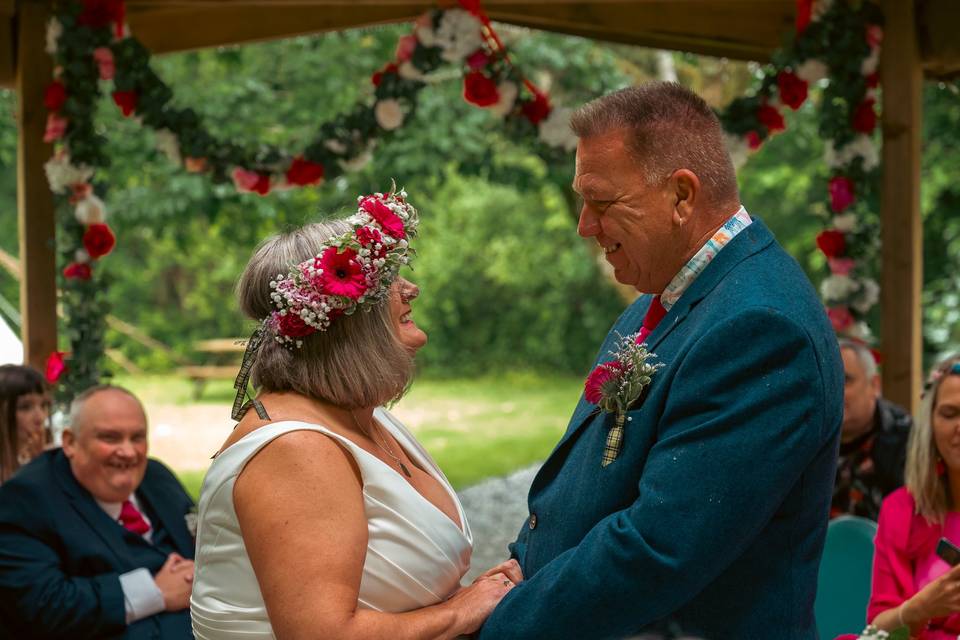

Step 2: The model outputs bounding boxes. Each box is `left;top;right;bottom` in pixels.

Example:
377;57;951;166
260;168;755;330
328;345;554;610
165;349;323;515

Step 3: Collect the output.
234;430;509;640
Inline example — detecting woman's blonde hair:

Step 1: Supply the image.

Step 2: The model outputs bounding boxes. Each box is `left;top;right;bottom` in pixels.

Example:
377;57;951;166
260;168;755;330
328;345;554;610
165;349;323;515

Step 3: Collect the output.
905;353;960;522
237;220;413;410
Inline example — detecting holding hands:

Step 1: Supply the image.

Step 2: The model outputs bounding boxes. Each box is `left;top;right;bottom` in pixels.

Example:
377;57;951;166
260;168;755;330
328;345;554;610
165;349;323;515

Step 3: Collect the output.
443;560;524;635
154;552;195;612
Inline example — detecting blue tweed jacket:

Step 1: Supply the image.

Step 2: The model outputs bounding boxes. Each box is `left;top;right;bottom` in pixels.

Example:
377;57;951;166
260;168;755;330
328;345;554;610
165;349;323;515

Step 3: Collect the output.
478;218;843;640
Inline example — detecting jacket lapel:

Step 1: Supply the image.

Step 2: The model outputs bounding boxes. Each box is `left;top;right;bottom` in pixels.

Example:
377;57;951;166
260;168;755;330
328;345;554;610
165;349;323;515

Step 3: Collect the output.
137;476;192;556
52;451;135;571
549;218;776;456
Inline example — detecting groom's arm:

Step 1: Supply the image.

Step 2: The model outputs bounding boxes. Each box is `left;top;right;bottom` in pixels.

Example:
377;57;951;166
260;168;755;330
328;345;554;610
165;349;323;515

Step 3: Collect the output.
477;308;838;640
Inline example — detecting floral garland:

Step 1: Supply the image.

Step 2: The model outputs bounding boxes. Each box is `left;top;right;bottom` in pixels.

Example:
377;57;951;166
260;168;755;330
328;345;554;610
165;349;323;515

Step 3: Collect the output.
719;0;884;343
41;0;577;401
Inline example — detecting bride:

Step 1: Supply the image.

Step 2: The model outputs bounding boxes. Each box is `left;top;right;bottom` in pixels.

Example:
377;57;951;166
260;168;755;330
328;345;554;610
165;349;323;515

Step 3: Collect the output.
190;189;519;639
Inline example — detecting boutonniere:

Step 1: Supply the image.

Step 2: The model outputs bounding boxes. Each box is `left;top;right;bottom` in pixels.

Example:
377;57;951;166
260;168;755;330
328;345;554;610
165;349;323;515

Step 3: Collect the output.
584;332;664;467
185;506;198;538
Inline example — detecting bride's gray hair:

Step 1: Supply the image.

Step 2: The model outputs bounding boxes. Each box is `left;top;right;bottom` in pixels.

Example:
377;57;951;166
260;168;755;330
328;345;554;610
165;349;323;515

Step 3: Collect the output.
237;220;413;410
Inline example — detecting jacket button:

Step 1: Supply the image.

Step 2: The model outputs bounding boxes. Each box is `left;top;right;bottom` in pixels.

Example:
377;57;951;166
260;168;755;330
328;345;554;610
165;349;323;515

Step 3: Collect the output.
528;513;538;530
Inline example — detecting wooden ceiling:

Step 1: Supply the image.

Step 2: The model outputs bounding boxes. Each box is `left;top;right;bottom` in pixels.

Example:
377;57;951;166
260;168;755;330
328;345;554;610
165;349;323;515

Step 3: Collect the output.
2;1;958;89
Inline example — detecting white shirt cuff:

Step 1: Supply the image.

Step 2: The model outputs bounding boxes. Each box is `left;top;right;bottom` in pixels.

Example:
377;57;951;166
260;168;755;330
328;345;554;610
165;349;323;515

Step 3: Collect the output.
119;568;166;623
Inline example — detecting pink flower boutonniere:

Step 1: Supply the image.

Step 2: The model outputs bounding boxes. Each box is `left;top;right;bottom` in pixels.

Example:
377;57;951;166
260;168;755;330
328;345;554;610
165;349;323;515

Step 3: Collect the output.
585;332;664;467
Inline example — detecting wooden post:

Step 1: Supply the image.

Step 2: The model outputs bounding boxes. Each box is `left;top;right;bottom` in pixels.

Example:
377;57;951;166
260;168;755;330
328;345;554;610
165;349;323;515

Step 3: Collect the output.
879;0;923;413
17;0;58;371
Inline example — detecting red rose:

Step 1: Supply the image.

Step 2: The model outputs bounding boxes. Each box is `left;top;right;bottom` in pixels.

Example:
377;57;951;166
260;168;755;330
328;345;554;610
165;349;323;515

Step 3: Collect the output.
277;311;315;338
285;156;324;187
463;71;500;107
82;223;117;259
828;306;855;333
372;63;399;87
816;229;846;259
757;104;785;133
746;131;763;149
522;93;551;125
232;168;271;196
112;90;138;117
44;81;67;111
795;0;813;33
45;351;68;384
828;176;856;213
77;0;124;29
467;49;491;71
852;98;877;134
777;71;808;111
866;73;879;89
63;262;92;280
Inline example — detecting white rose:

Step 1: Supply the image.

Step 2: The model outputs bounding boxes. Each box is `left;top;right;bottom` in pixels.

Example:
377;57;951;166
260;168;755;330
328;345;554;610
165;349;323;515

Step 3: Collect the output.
44;153;94;194
46;18;62;55
723;133;749;171
853;278;880;314
374;99;406;131
154;128;182;166
398;61;426;81
415;23;437;48
339;148;373;172
795;59;828;83
75;194;107;225
812;0;835;20
846;320;873;341
486;81;518;118
538;106;578;152
75;249;90;264
850;134;879;171
821;274;858;302
833;212;858;233
435;9;483;62
324;139;347;154
861;47;880;76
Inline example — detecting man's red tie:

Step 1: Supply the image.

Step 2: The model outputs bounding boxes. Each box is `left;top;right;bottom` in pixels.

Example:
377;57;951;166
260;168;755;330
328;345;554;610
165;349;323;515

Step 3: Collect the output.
635;296;667;345
119;499;151;535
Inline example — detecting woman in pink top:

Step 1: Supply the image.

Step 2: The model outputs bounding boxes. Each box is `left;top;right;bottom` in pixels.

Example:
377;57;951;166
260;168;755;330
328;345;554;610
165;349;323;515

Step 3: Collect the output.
866;355;960;638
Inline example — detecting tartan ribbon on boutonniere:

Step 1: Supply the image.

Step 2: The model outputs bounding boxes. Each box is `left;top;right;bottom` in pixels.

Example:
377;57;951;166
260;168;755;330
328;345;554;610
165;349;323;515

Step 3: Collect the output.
584;332;664;467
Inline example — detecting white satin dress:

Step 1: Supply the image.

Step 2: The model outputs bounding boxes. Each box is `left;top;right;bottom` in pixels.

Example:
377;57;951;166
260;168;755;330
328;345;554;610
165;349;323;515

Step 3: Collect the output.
190;408;473;639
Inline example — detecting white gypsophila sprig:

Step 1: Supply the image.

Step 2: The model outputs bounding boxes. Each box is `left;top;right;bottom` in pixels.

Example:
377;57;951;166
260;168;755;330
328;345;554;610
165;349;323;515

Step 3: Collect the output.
596;332;664;416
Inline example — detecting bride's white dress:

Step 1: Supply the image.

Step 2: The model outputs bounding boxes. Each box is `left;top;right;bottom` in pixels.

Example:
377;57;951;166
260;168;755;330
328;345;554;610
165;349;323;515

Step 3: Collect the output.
190;408;473;639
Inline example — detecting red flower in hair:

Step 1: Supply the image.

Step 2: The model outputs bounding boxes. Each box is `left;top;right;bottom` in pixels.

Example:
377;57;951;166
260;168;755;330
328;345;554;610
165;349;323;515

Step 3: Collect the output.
757;104;785;133
44;81;67;111
777;71;808;110
522;93;551;125
319;247;368;300
285;156;324;186
584;361;623;405
112;91;138;117
45;351;67;384
816;230;846;259
77;0;124;29
82;223;116;259
356;226;387;257
828;176;856;213
360;196;406;239
276;311;315;338
463;71;500;107
852;99;877;134
63;262;92;280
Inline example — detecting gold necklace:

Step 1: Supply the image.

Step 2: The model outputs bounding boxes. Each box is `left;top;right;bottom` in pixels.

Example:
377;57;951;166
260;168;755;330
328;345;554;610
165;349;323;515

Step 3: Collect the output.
351;412;412;478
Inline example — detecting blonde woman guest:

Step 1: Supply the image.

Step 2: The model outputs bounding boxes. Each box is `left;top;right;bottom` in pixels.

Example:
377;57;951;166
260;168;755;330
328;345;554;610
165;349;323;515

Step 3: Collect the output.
0;365;51;484
866;355;960;638
191;189;518;640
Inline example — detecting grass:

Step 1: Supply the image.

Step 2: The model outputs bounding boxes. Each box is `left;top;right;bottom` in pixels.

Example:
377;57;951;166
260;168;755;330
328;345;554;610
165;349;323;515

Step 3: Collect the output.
115;372;584;496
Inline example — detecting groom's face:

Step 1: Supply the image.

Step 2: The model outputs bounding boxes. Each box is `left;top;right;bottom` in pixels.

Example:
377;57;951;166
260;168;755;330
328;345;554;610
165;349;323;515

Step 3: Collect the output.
574;128;678;294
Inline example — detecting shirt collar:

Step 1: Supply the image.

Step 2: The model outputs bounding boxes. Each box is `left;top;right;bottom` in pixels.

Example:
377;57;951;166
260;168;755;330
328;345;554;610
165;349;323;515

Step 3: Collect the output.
660;206;752;311
95;493;139;521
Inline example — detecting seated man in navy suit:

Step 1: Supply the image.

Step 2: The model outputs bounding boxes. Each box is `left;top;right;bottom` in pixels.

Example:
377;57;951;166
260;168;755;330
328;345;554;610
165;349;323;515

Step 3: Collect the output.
478;82;844;639
0;385;196;639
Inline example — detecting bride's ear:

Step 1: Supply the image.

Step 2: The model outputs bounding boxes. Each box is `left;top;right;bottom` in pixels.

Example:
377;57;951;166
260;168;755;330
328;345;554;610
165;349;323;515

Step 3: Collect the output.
669;169;699;227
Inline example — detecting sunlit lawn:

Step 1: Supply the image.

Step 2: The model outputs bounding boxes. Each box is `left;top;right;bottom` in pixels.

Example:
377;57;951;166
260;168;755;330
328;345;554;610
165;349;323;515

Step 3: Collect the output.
117;372;584;496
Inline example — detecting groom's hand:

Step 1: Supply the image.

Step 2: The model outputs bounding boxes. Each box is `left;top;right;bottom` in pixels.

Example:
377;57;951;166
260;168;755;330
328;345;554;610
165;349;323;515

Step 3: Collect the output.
474;559;523;585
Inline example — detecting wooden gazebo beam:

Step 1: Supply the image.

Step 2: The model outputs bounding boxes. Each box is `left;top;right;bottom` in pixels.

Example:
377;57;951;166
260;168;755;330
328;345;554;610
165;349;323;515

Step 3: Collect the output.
880;0;923;413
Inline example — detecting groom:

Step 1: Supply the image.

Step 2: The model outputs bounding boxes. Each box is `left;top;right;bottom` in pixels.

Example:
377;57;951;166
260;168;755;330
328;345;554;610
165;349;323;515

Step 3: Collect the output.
478;83;843;639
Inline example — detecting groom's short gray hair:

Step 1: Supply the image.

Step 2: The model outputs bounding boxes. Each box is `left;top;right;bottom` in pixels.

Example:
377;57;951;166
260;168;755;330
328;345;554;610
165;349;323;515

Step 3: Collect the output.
570;82;739;209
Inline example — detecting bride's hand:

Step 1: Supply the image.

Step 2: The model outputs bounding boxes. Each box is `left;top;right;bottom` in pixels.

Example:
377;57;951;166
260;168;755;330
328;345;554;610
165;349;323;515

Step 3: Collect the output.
444;572;515;635
473;559;524;585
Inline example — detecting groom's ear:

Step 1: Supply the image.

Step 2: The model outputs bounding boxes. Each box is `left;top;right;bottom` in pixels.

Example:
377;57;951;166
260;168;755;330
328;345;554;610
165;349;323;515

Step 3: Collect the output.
669;169;699;227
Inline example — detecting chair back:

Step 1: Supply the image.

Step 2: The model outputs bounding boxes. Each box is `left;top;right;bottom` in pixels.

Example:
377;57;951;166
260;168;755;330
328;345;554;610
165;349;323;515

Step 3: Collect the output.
815;515;879;640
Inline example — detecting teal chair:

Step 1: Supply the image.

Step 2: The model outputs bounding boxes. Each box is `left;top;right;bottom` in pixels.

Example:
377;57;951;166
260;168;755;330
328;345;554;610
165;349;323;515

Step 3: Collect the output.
815;515;879;639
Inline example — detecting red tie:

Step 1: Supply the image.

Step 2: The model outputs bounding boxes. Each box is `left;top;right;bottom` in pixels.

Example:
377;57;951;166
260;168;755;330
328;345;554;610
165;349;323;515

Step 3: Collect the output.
119;500;151;535
635;296;667;345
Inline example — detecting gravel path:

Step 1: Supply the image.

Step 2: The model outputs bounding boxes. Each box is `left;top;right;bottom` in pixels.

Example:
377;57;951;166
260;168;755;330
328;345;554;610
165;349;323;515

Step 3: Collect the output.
457;464;539;581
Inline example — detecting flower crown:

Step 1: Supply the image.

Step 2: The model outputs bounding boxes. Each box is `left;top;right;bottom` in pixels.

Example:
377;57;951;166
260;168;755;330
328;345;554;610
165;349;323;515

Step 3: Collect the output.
923;358;960;398
267;188;419;347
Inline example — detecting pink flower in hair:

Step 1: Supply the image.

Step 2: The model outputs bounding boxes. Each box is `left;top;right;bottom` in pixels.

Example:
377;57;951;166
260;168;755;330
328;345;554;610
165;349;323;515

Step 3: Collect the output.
318;246;368;300
360;196;406;239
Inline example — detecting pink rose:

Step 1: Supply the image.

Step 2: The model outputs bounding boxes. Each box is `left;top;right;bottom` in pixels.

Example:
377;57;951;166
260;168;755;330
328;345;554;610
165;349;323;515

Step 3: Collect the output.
44;113;68;142
395;35;418;63
828;176;856;213
93;47;115;80
45;351;67;384
828;306;855;333
828;257;856;276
